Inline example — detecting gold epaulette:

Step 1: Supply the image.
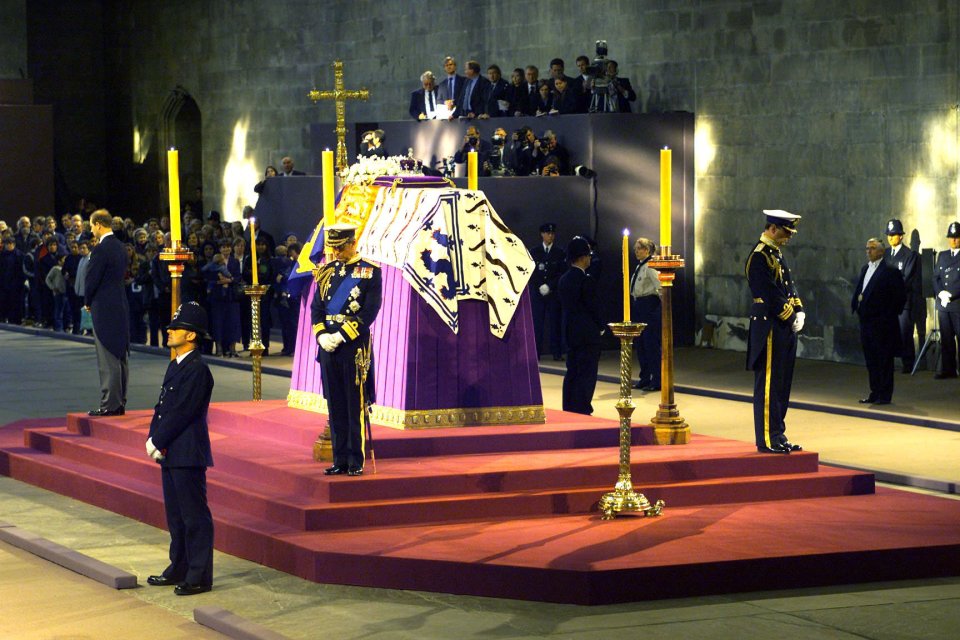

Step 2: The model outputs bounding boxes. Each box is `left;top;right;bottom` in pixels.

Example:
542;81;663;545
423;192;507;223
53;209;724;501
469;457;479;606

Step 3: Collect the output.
753;242;765;253
313;263;336;298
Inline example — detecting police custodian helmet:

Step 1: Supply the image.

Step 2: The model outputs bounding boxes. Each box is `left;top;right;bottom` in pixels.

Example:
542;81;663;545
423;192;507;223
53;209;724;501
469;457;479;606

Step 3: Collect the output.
168;301;209;338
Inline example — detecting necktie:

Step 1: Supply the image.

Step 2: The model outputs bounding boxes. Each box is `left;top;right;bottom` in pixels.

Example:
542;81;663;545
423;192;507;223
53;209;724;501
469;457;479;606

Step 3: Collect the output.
448;77;454;97
428;90;434;111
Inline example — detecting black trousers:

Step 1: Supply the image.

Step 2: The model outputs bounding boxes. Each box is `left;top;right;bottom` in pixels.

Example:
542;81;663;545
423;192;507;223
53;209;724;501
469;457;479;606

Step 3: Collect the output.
563;344;600;415
896;308;923;370
859;317;896;402
161;466;214;587
531;291;562;358
939;308;960;376
633;295;661;387
752;325;797;448
319;341;368;468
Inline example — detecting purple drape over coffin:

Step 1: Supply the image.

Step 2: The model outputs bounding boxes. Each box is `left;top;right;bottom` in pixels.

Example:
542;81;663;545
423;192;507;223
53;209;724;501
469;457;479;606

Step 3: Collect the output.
289;264;543;426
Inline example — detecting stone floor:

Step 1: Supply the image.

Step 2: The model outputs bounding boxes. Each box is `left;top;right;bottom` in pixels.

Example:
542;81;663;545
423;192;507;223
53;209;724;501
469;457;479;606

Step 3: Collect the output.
1;328;959;639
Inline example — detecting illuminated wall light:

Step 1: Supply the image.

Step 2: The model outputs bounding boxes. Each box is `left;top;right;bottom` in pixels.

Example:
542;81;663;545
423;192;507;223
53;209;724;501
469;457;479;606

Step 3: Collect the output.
905;175;937;244
693;118;717;274
924;114;958;174
221;118;261;222
132;126;151;164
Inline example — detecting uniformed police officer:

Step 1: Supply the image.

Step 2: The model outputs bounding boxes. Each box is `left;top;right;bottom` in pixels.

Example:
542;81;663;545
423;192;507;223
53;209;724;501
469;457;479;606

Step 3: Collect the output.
311;224;382;476
145;301;215;596
933;221;960;379
883;219;924;373
558;236;604;415
745;210;804;454
529;222;566;360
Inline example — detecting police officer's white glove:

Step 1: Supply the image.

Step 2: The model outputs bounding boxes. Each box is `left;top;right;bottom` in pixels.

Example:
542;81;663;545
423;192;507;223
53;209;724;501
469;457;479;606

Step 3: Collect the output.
145;437;157;458
792;311;805;333
538;284;550;296
938;291;952;307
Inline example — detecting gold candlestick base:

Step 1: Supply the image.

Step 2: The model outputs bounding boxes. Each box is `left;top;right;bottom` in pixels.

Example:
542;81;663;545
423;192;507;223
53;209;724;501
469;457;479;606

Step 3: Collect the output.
159;243;194;361
598;322;665;520
313;423;333;463
244;284;269;401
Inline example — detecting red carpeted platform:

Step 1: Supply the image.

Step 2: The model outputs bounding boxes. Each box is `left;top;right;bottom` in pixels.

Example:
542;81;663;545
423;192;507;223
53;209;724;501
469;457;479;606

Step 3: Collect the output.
2;400;960;604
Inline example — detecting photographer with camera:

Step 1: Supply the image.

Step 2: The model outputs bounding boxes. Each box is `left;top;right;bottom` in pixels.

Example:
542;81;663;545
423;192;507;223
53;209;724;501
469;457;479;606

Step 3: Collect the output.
583;41;637;113
358;130;387;158
532;130;570;175
505;126;536;176
484;127;512;176
453;126;492;176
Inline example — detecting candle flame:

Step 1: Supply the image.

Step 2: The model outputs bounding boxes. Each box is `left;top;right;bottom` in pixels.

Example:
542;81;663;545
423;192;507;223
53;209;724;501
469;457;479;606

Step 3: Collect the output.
623;228;630;236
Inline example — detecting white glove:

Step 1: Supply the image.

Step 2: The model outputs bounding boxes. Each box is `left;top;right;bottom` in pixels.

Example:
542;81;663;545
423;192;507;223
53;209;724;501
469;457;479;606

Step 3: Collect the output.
792;311;805;333
330;333;345;348
151;449;165;462
317;333;336;352
938;291;952;307
538;284;550;296
145;437;157;458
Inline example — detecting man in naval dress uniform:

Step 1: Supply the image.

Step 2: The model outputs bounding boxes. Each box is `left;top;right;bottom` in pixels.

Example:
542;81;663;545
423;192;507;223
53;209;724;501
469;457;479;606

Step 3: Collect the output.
311;224;382;476
933;221;960;379
745;210;804;454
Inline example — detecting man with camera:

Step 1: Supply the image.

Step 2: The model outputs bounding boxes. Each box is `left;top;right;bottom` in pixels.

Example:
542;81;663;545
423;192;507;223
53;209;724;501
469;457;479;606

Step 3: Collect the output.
485;127;512;176
453;126;492;176
532;131;570;175
505;127;536;176
359;130;387;158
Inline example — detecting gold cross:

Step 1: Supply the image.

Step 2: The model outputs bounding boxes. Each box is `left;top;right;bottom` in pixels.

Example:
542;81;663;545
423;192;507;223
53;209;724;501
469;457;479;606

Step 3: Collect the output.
308;60;369;171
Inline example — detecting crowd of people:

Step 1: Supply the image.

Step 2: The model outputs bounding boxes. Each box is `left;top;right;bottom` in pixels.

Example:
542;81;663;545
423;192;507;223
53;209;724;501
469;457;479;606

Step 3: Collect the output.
0;207;304;358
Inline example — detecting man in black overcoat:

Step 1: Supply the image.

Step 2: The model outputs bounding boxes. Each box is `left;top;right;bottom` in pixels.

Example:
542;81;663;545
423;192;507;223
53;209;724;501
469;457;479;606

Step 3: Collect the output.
852;238;906;404
84;209;130;416
145;302;215;596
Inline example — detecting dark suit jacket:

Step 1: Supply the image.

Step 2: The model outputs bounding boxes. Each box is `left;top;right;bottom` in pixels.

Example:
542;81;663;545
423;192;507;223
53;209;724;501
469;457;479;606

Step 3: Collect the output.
516;83;541;116
83;234;130;359
933;249;960;312
281;170;306;176
148;349;214;468
884;244;923;319
409;88;439;120
851;260;906;348
436;74;467;114
484;78;512;117
454;139;493;173
461;76;491;118
558;266;604;348
612;77;637;113
570;75;591;113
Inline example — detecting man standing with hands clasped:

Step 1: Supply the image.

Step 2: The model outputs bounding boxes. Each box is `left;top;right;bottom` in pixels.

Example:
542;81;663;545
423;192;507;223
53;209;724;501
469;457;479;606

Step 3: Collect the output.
145;302;215;596
745;210;804;454
933;221;960;379
852;238;906;405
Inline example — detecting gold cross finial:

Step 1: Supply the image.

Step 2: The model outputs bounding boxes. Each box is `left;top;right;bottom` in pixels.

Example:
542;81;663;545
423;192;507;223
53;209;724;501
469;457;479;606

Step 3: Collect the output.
308;60;370;170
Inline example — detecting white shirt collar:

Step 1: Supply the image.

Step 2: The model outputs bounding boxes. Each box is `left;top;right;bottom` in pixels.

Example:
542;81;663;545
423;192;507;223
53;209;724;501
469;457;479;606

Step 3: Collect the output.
100;231;113;239
175;348;195;364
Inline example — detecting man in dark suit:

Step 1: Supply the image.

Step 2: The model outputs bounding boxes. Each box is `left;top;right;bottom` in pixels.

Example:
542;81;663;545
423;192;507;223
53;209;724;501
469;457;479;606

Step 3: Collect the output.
934;221;960;379
460;60;491;119
570;55;593;113
516;66;541;116
853;238;906;404
453;126;493;175
746;210;804;454
559;236;604;414
436;56;467;117
311;224;382;476
279;156;306;176
145;302;215;596
883;218;924;373
529;222;566;361
606;60;637;113
84;209;130;416
409;71;439;120
484;65;512;117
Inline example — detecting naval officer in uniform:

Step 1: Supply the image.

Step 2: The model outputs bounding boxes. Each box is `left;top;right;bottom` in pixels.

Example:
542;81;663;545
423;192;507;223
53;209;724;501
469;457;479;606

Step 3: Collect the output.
745;210;804;454
311;224;382;476
933;221;960;379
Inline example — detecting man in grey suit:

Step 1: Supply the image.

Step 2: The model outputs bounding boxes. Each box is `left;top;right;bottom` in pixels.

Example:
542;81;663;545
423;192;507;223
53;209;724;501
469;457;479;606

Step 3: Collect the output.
84;209;130;416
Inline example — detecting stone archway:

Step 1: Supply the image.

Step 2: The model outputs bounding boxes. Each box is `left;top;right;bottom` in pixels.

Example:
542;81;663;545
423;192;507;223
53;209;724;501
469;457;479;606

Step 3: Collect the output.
160;86;203;217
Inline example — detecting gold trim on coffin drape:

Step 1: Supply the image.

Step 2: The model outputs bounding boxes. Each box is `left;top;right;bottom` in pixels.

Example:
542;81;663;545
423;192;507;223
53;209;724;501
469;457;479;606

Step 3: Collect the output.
287;390;545;430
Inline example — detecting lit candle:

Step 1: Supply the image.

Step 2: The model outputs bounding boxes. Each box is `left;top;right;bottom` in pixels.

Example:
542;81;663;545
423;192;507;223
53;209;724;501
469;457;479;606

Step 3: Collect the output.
467;150;478;190
322;149;335;228
249;217;258;285
167;148;181;246
622;228;630;323
660;147;671;251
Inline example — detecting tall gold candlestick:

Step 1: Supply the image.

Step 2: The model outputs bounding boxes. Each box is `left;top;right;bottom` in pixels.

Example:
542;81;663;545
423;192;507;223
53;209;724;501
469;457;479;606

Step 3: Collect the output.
244;284;268;400
167;148;182;246
622;229;630;323
249;217;259;285
647;253;690;444
467;151;478;190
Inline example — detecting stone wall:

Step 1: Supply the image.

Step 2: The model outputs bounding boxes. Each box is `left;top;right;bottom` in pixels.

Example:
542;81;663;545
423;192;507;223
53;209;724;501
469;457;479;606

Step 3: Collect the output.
35;0;960;363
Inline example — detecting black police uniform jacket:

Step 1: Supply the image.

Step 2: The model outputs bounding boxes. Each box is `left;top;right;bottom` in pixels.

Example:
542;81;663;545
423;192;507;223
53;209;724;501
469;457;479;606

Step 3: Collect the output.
934;249;960;313
529;243;566;293
745;235;803;370
884;244;924;321
310;255;382;395
147;349;214;468
83;233;130;360
558;266;604;349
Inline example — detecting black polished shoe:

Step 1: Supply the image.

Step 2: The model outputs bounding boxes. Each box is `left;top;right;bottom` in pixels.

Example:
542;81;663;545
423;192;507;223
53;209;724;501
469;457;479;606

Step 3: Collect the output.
934;372;957;379
347;466;364;476
552;355;565;362
88;407;125;416
174;583;211;596
858;396;876;404
641;386;661;392
146;575;181;586
324;465;347;475
781;441;803;452
872;399;891;405
757;444;791;454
